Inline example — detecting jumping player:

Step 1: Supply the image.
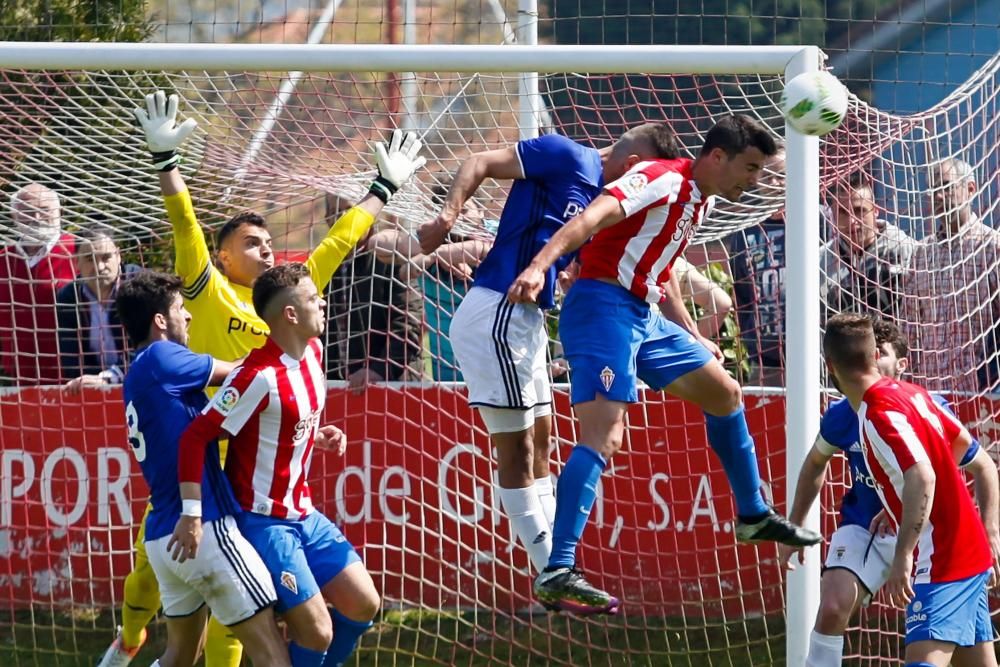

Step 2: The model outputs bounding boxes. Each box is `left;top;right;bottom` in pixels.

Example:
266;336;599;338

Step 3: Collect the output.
508;114;820;614
418;124;680;573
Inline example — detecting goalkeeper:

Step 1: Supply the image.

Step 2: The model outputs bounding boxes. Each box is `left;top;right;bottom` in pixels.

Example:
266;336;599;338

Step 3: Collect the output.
97;90;425;667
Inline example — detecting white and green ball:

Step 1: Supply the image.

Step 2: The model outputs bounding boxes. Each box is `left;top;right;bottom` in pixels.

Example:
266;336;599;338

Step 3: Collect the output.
780;70;849;137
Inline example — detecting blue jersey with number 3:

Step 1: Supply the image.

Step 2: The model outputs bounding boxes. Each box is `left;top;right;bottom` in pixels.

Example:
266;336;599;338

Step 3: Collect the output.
472;134;604;309
123;340;239;541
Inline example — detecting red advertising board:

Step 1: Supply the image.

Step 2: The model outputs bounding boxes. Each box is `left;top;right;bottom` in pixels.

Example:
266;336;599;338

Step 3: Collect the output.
2;386;994;616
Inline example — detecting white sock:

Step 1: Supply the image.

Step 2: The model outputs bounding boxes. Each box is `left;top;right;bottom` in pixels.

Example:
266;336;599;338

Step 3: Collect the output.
805;630;844;667
533;475;556;528
497;485;552;573
150;661;161;667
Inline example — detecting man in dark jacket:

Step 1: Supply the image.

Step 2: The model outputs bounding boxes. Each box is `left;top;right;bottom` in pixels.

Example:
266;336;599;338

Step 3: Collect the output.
57;231;140;389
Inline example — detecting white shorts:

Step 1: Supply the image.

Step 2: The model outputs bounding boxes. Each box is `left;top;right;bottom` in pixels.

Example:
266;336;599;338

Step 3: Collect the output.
451;286;552;421
146;514;276;626
823;523;895;604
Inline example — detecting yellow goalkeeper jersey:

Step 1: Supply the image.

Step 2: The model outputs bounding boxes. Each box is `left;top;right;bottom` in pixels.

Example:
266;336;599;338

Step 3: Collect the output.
164;188;377;365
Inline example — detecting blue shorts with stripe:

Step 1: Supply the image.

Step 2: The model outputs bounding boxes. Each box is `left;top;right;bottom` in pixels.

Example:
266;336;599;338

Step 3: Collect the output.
236;510;362;613
905;570;995;646
559;279;714;405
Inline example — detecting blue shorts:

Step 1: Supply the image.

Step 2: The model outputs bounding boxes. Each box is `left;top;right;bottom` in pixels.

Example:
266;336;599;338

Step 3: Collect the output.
236;510;361;613
905;570;995;646
559;279;714;405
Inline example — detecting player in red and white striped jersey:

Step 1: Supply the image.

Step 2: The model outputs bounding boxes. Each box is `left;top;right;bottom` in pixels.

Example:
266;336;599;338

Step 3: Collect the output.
509;115;819;614
178;263;378;667
824;313;998;667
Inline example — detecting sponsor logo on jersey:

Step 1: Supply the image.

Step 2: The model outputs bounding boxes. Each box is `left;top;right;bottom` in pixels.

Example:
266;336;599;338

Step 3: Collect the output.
294;409;322;443
563;201;584;219
216;387;241;414
280;570;298;595
906;599;928;625
600;366;615;392
226;316;266;336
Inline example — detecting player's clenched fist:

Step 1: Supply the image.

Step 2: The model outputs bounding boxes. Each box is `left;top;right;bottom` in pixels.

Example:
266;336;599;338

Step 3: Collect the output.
133;90;198;172
315;423;347;456
507;266;545;304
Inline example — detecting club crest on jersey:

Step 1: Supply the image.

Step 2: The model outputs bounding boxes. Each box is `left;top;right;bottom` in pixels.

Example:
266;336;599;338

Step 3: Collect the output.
834;546;846;561
216;387;241;414
619;172;648;197
280;570;298;594
600;366;615;392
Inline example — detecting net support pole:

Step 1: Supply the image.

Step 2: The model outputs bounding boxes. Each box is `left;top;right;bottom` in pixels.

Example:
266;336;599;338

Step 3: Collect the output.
516;0;539;140
400;0;418;131
784;45;823;666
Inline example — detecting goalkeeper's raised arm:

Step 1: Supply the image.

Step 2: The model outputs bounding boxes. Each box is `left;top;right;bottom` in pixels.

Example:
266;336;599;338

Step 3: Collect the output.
132;89;427;362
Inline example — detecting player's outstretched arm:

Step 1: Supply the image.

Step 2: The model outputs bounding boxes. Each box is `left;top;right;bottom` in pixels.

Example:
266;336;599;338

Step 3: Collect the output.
417;146;522;254
508;193;625;303
133;90;210;287
885;463;935;608
306;129;426;292
778;441;834;570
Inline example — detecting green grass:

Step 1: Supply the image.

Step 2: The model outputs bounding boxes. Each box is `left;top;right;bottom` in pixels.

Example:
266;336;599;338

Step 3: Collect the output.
0;607;784;666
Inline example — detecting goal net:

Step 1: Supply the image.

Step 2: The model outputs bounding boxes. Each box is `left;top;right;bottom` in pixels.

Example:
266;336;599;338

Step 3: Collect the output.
0;43;997;666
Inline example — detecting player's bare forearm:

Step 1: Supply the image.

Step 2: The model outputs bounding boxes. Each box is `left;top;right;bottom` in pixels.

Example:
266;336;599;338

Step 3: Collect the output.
968;448;1000;539
179;481;202;501
788;445;832;526
528;194;624;272
893;463;935;562
158;168;186;197
208;359;239;386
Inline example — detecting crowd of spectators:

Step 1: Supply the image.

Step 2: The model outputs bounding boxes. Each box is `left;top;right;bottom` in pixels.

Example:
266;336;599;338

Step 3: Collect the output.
2;150;997;396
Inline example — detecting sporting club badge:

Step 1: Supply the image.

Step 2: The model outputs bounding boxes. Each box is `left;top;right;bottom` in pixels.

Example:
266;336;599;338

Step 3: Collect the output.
280;570;298;594
600;366;615;392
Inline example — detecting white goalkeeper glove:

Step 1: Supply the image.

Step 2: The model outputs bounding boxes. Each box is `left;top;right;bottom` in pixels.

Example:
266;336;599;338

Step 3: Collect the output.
368;129;427;204
132;90;198;172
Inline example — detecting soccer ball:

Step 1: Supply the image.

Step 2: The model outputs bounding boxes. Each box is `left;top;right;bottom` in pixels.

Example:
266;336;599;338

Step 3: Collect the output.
780;71;849;137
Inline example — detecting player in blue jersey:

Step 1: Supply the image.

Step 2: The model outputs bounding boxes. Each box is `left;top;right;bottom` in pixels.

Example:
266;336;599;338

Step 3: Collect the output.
116;272;291;667
417;125;680;573
779;319;1000;667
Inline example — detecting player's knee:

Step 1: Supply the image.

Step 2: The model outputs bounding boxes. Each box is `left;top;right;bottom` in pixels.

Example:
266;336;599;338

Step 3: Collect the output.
704;376;743;416
125;564;159;598
339;588;381;622
815;589;854;632
302;615;334;652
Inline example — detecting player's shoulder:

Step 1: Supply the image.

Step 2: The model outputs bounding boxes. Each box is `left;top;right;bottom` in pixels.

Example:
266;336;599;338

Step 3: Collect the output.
819;397;858;447
519;132;585;157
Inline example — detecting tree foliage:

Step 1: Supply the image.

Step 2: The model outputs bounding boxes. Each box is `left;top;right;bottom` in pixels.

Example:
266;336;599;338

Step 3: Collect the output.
0;0;154;42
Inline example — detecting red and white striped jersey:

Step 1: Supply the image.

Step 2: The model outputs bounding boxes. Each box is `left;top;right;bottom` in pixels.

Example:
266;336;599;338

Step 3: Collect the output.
579;158;715;303
858;377;991;584
204;337;326;520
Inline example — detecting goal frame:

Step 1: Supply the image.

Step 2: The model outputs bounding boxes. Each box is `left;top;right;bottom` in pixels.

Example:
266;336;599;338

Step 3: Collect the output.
0;40;823;664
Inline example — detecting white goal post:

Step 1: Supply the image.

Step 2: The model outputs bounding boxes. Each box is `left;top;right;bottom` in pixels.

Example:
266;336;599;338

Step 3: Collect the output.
0;41;822;664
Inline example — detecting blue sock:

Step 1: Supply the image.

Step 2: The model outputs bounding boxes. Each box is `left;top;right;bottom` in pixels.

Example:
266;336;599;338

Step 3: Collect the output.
548;445;607;569
704;408;769;520
322;609;373;667
289;641;327;667
904;663;936;667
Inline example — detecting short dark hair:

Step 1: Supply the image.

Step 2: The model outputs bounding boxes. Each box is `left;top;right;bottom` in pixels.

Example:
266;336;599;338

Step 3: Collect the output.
700;114;778;159
216;211;267;249
252;262;311;320
115;271;183;346
75;229;117;254
834;171;874;199
873;318;908;359
823;313;876;373
620;123;680;159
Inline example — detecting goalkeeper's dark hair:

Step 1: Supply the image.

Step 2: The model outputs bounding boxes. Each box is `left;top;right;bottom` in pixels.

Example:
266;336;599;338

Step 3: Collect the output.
823;312;877;374
620;123;681;159
873;318;908;360
216;211;267;249
115;271;183;347
701;114;778;159
253;262;311;321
